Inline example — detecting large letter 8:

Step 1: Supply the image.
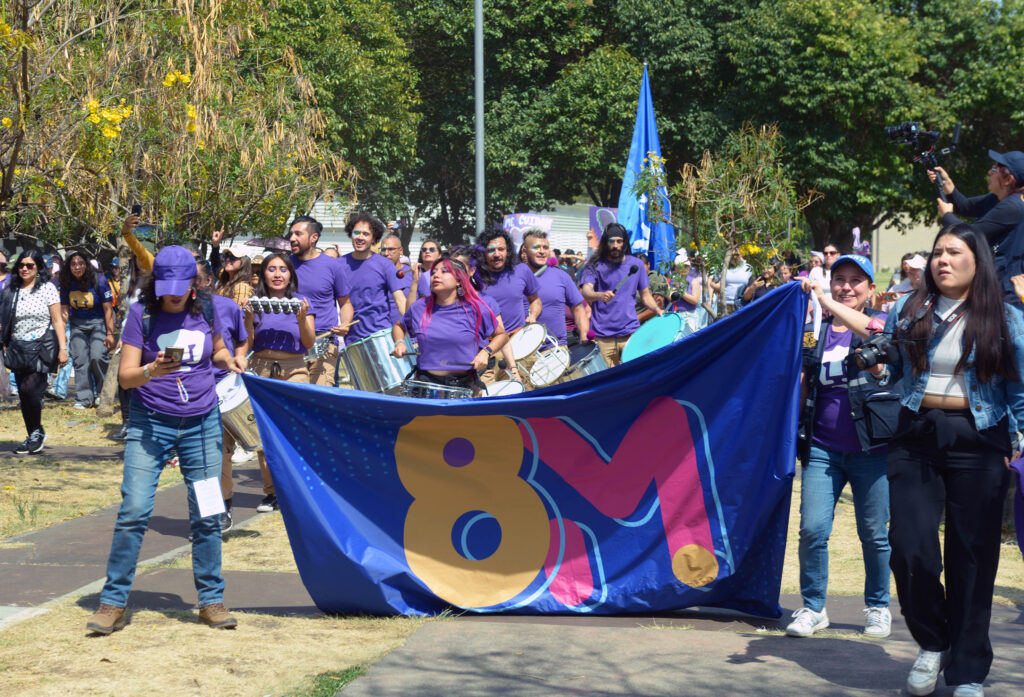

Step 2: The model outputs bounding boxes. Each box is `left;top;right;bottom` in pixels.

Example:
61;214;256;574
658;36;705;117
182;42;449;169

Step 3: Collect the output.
395;415;549;609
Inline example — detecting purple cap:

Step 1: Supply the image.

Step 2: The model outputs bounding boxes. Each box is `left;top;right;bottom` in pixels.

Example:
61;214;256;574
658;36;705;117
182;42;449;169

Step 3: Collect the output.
153;245;197;297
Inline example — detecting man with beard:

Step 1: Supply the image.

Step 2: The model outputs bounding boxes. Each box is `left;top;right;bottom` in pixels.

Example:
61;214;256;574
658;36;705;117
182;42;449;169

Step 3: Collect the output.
522;229;589;348
338;214;406;347
580;223;663;366
475;229;541;383
381;233;412;327
288;215;353;386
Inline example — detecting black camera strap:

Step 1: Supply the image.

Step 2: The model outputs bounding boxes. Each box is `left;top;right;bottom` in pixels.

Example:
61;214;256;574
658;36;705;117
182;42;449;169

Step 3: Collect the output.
931;297;969;344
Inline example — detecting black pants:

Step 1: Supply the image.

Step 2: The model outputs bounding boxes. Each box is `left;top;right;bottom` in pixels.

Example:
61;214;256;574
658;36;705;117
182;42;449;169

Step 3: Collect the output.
887;407;1009;685
14;370;47;436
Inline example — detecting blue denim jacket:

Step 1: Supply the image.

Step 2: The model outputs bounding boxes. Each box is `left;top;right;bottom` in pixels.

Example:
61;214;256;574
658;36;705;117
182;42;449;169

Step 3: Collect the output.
881;294;1024;430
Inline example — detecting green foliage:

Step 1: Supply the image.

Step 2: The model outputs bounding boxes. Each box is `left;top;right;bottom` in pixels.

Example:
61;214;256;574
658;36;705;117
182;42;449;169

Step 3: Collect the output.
284;666;365;697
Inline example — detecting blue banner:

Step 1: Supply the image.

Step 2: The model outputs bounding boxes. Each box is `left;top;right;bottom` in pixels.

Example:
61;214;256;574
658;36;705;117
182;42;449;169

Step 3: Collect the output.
244;284;806;617
617;65;676;272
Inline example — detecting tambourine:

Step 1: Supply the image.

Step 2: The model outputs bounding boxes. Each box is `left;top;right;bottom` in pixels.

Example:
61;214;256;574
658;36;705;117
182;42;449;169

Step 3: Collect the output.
248;296;303;314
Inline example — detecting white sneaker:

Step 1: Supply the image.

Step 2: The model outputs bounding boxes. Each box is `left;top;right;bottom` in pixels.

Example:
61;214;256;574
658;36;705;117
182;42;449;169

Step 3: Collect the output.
231;446;255;463
907;649;944;696
952;683;983;697
863;606;892;638
785;607;829;637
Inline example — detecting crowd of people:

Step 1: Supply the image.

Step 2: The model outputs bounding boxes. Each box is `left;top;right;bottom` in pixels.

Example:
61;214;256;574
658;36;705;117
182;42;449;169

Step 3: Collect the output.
3;148;1022;697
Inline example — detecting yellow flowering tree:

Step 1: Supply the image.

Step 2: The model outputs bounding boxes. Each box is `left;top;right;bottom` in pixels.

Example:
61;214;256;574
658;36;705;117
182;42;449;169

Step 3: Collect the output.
0;0;348;247
633;123;819;319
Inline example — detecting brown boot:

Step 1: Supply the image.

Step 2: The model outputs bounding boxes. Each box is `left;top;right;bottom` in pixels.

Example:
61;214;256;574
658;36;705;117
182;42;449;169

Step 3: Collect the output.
198;603;237;629
86;604;127;635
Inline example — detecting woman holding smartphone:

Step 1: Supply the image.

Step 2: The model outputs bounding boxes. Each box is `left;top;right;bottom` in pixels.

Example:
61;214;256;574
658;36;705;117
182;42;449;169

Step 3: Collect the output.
87;246;243;635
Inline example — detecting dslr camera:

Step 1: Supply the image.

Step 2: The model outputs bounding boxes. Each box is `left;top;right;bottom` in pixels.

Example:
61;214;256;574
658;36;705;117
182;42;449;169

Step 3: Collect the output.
849;332;901;371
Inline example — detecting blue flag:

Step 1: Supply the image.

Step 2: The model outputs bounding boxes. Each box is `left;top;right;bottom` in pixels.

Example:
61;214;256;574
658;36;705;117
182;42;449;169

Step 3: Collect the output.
617;65;676;272
244;284;806;617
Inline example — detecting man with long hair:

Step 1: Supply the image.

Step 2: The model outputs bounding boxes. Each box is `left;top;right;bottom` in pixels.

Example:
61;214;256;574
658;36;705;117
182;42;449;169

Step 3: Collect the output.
580;224;662;366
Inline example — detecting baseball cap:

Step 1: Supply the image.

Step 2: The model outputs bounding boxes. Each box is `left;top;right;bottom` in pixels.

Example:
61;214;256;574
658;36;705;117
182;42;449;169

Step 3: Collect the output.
831;253;874;281
989;150;1024;184
108;257;119;267
153;245;197;297
906;254;927;270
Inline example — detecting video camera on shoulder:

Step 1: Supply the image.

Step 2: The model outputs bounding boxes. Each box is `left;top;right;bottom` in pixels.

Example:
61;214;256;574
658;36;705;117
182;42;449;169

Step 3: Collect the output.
885;120;960;202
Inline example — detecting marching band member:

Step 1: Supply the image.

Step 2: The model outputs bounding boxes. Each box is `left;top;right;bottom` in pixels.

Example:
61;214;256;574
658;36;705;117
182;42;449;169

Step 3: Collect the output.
392;257;506;394
339;214;406;345
288;215;352;386
475;229;541;383
580;224;662;366
522;229;590;347
381;233;412;326
245;252;315;514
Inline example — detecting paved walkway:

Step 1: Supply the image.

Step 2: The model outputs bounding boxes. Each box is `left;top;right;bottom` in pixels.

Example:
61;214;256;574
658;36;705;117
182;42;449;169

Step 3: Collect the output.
1;459;1022;697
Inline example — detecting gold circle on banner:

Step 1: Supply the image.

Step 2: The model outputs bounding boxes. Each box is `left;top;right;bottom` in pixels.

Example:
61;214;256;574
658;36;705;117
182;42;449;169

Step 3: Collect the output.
396;415;550;609
672;544;719;588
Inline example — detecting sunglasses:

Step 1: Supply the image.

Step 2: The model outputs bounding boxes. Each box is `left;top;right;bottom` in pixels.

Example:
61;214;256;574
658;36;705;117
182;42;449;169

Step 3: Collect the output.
823;251;839;256
18;262;36;270
422;246;438;253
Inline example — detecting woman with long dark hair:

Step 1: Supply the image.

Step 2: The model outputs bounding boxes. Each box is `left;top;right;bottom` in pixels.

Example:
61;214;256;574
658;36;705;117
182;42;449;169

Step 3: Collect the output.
243;251;314;514
87;246;243;635
392;257;507;394
0;250;68;453
217;249;254;309
407;237;443;304
879;223;1024;697
60;250;115;408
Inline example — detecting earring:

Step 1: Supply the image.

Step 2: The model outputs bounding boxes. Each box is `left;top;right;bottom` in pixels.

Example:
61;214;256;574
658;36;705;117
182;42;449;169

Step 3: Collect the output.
456;284;465;297
191;289;196;300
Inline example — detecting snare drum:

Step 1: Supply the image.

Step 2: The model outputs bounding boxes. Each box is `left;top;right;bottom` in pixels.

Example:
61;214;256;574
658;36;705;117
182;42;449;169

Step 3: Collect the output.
528;345;571;387
402;378;473;400
484;379;526;397
215;372;262;450
564;345;608;382
509;323;547;360
340;330;414;394
621;313;690;363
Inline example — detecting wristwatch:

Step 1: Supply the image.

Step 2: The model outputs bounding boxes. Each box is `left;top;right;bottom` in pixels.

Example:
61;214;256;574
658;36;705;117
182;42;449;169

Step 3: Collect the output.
484;346;493;355
143;364;153;380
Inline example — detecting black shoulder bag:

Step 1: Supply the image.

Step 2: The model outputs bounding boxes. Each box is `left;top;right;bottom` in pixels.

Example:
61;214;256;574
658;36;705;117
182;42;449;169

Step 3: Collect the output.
2;288;60;374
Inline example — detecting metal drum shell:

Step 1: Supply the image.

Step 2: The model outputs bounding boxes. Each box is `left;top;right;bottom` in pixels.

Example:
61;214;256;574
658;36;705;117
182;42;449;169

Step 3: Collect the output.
401;379;472;400
215;372;262;450
340;330;414;394
564;345;609;381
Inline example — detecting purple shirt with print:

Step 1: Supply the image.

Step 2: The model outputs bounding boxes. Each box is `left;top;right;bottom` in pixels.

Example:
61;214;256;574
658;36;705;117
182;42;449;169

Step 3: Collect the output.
340;252;403;344
291;253;350;340
212;294;248;382
580;256;649;337
403;297;496;372
811;324;862;453
477;264;539;332
121;302;223;417
251;293;312;354
534;266;583;344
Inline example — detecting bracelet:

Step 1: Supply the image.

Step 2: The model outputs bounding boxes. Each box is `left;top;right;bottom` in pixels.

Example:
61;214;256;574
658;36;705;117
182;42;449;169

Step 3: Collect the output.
143;364;152;380
484;346;493;355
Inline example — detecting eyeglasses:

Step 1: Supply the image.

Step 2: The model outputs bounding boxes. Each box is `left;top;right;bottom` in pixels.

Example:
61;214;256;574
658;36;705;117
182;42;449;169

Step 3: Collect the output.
17;262;36;270
383;246;401;252
823;250;839;256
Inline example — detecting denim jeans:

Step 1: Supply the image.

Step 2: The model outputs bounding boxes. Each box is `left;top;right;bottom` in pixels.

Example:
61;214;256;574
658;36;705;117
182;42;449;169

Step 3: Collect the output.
100;402;225;608
50;327;71;399
798;444;891;612
69;317;109;404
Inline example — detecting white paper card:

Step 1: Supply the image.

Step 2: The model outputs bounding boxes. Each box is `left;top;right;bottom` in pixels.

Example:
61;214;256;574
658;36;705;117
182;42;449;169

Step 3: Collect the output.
193;476;226;518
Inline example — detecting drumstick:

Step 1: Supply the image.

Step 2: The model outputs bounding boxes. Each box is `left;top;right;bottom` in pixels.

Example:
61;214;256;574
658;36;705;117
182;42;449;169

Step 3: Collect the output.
316;319;361;341
611;265;639;293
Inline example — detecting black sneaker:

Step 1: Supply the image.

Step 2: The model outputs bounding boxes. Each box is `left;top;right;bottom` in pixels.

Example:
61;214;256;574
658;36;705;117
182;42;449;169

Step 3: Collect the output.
108;424;128;441
13;437;31;455
220;510;233;533
27;430;46;454
256;494;278;513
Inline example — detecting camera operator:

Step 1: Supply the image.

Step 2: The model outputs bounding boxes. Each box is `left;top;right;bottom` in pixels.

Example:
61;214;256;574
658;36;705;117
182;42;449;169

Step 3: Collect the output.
870;224;1024;697
788;254;893;641
928;150;1024;303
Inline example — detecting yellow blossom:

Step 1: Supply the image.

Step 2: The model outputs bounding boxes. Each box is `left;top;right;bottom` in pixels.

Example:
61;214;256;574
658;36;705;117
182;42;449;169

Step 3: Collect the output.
101;124;120;139
196;139;205;150
55;178;65;188
86;99;99;113
186;121;196;133
1;117;10;128
178;72;191;85
162;72;177;88
186;104;197;120
86;113;100;124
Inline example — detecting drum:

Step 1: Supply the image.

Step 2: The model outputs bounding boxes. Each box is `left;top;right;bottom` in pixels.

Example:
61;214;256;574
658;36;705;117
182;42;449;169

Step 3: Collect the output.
402;378;472;400
340;330;414;394
215;372;262;450
621;313;690;363
304;335;333;363
509;323;547;360
528;345;571;387
484;379;526;397
564;345;608;381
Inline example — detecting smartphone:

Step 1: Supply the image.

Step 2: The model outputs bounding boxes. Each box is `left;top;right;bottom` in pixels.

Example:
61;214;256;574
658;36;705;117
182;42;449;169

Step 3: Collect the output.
130;204;142;216
163;347;184;362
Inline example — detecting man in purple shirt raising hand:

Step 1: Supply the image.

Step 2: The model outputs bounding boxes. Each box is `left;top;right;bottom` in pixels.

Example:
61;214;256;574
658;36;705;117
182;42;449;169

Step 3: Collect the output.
580;223;662;366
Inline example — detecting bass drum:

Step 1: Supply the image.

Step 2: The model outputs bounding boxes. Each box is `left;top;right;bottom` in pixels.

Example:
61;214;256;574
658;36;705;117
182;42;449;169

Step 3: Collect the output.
215;372;262;451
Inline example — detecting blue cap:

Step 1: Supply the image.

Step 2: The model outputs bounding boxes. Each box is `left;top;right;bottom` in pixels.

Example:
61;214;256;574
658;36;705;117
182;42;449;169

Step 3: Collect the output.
989;149;1024;185
153;245;197;297
831;253;874;281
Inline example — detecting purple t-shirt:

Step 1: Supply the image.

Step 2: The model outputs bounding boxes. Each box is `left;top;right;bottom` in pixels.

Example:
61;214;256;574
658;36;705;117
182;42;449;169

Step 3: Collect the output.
121;302;223;417
534;266;583;345
670;270;702;312
416;269;432;300
580;257;650;337
212;294;248;382
390;264;413;326
811;325;861;453
403;297;496;372
292;253;351;339
340;252;403;344
477;264;539;333
251;293;312;354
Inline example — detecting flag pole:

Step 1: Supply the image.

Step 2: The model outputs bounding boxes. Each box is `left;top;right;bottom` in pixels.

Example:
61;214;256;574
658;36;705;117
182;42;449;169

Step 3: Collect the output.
474;0;485;234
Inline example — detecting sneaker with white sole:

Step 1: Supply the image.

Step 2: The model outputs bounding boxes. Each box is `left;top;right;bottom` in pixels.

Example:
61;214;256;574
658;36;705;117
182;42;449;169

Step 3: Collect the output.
785;607;829;637
231;446;255;464
863;606;892;638
907;649;945;696
256;494;278;512
26;429;46;454
952;683;983;697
